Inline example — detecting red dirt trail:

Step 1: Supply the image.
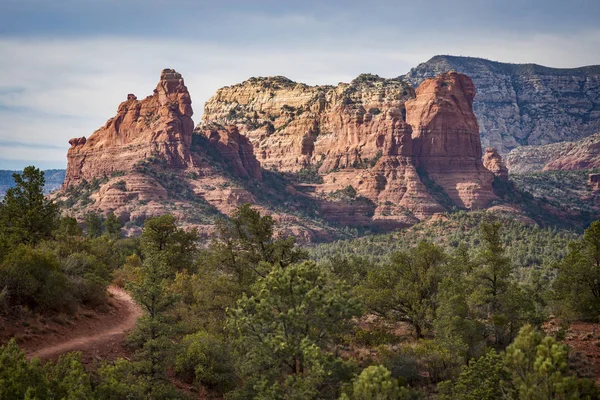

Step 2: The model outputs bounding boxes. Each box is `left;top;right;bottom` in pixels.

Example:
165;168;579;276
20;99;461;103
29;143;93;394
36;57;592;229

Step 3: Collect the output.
23;286;142;363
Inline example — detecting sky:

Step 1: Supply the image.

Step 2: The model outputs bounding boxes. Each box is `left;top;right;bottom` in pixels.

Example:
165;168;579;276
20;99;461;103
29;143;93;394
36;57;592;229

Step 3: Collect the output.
1;0;599;170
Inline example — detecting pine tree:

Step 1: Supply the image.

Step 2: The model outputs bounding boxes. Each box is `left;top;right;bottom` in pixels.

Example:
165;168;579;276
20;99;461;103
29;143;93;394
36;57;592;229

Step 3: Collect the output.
227;261;361;398
360;241;447;338
0;166;58;245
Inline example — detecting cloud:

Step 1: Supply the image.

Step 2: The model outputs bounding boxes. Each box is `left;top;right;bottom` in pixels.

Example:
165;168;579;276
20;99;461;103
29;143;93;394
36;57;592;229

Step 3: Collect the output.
0;26;599;169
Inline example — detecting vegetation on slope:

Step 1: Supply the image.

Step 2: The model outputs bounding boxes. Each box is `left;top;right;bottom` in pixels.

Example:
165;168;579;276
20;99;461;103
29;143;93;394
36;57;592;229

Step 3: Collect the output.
2;166;600;399
310;210;577;270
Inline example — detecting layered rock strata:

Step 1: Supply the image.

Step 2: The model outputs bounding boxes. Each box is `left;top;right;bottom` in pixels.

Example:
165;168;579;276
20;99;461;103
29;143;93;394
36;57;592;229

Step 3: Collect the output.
506;133;600;174
63;69;195;189
202;71;497;216
201;74;416;173
405;72;497;208
405;55;600;154
196;124;262;180
483;147;509;181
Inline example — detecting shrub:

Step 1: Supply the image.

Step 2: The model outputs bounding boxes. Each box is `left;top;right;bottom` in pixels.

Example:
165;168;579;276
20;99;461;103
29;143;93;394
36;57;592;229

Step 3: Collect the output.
175;331;235;393
0;245;72;312
0;339;49;399
61;252;110;306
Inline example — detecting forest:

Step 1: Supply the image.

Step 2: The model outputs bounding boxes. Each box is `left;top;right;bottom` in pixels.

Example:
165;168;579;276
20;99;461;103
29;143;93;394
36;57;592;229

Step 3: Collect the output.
1;167;599;400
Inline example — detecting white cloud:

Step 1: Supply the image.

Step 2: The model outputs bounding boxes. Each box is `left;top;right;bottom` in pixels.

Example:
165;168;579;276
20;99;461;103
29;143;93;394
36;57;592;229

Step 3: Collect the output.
0;28;599;168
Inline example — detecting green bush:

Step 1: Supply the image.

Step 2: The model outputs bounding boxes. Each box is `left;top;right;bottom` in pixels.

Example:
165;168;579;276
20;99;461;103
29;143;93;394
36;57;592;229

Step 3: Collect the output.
175;331;235;393
0;339;49;399
0;245;72;312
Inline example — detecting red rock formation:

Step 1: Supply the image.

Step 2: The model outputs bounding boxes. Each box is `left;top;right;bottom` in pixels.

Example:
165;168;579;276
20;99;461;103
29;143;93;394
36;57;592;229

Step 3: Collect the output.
506;133;600;174
543;134;600;171
483;147;509;181
201;74;416;173
405;72;496;209
350;119;445;220
197;124;262;180
62;68;194;189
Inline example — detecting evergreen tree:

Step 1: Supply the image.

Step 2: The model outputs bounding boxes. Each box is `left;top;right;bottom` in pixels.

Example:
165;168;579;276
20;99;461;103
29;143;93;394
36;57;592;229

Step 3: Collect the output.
0;166;58;245
437;350;507;400
140;214;198;273
553;221;600;319
127;252;178;398
44;352;93;400
434;246;485;359
0;339;49;400
227;261;361;399
470;222;526;347
104;212;122;238
341;365;401;400
124;215;190;399
502;325;587;400
209;204;307;290
360;241;447;338
84;212;103;238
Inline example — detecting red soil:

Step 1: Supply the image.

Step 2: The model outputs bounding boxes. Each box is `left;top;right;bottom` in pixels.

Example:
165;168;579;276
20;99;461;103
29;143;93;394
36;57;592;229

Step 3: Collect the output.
0;286;142;365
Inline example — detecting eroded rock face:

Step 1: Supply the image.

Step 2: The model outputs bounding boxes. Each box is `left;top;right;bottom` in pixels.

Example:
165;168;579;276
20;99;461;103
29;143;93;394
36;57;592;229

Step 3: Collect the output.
201;71;497;218
405;55;600;154
196;124;262;180
201;74;415;173
506;133;600;174
405;72;496;209
483;147;509;181
201;74;449;222
63;68;195;189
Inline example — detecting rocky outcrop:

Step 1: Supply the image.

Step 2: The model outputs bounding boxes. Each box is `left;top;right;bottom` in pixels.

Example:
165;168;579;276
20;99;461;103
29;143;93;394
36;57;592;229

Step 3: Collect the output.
404;55;600;154
201;71;497;218
200;74;448;223
405;72;496;209
506;133;600;174
483;147;509;181
201;74;415;173
62;69;195;189
196;124;262;180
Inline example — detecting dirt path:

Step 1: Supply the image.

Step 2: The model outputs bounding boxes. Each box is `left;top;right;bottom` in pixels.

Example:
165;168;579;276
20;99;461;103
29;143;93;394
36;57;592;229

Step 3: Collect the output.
25;286;143;362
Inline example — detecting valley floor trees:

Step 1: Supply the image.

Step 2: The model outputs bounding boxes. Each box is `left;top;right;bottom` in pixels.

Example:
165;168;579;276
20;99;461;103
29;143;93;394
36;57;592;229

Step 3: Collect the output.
2;176;600;399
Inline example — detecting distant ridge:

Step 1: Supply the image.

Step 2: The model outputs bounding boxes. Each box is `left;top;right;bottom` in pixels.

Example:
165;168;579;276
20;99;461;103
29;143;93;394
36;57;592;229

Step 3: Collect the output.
403;55;600;153
0;169;66;196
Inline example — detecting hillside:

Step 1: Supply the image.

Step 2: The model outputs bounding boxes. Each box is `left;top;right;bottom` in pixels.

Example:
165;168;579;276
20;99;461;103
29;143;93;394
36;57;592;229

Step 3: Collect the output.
506;133;600;174
0;169;65;197
57;69;525;238
310;210;578;268
404;55;600;154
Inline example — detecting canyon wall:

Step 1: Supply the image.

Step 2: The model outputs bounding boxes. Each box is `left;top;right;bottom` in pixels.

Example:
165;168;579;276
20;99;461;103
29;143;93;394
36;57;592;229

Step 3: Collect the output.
404;55;600;154
506;133;600;174
63;69;195;189
201;71;497;216
405;72;496;208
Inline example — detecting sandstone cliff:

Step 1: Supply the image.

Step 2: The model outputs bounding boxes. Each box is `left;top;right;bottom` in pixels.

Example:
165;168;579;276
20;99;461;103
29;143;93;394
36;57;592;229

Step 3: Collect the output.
201;71;497;219
404;55;600;154
405;72;497;208
483;148;508;181
506;133;600;174
202;74;416;173
63;69;195;189
57;68;524;238
59;70;384;240
196;123;262;180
